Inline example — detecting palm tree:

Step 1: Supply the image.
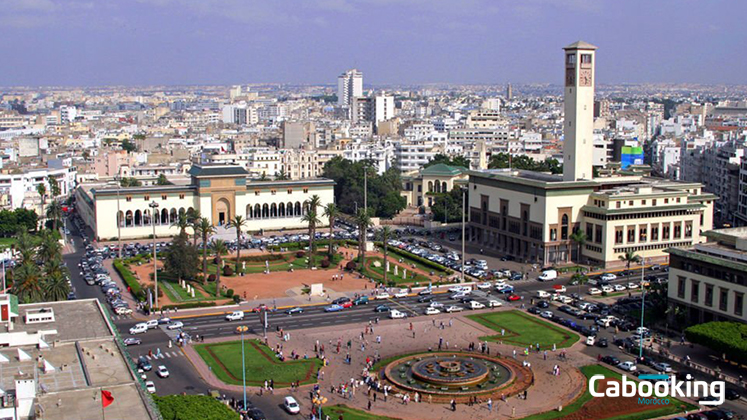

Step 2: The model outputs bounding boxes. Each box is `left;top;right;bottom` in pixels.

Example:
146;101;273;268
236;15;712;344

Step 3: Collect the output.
43;271;70;301
380;226;393;285
170;211;189;236
355;209;372;268
46;200;63;232
322;203;339;259
14;232;36;265
43;257;65;279
196;217;215;283
304;196;322;250
619;250;640;271
210;239;228;297
572;272;589;296
13;263;43;303
187;209;202;246
227;215;247;273
569;230;587;264
36;183;46;227
37;231;61;265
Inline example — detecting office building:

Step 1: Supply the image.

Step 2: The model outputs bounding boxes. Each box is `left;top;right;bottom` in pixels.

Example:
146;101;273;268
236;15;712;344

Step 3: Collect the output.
337;69;363;107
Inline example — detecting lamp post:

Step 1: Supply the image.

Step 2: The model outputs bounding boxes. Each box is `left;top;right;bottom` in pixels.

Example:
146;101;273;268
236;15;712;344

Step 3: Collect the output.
639;257;646;358
241;329;247;412
149;201;160;309
461;187;466;283
116;175;122;259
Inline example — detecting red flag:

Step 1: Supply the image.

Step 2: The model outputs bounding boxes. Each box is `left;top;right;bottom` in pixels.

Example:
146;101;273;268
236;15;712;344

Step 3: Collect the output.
102;390;114;408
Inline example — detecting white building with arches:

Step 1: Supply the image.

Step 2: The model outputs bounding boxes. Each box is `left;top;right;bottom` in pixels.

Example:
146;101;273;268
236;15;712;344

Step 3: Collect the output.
74;165;335;241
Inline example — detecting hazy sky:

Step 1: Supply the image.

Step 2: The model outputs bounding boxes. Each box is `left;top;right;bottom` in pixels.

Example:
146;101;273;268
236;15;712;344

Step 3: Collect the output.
1;0;745;86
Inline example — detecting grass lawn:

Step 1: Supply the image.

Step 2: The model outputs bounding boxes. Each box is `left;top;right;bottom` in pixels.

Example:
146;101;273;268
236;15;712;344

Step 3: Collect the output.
380;248;450;276
204;252;343;275
520;365;696;420
361;257;432;286
195;339;322;387
467;310;579;350
0;237;16;249
324;405;401;420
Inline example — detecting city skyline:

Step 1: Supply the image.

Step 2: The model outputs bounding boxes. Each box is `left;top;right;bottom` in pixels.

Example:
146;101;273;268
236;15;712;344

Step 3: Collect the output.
1;0;745;86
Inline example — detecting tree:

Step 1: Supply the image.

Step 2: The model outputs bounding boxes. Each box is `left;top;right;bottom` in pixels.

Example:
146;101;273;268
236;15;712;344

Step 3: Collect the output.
423;153;470;169
210;240;228;297
618;250;640;270
572;272;589;296
43;271;70;301
569;229;587;263
488;152;563;174
275;171;289;180
301;195;322;268
12;208;38;233
227;215;247;273
164;232;199;285
120;177;142;187
12;263;43;303
355;209;372;268
46;201;63;232
322;203;339;259
431;187;465;223
187;209;201;246
171;211;189;236
379;226;393;286
196;218;215;283
685;322;747;365
47;176;60;198
37;230;61;265
259;172;268;181
36;183;46;223
121;138;137;153
14;232;36;265
156;174;171;186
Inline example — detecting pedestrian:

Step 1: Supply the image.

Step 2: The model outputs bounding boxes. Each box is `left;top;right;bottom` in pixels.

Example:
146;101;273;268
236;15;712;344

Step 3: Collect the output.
367;400;372;410
450;399;456;412
412;331;415;339
488;398;493;412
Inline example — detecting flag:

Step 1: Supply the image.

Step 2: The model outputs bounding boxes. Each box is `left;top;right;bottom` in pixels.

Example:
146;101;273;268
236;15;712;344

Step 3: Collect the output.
102;390;114;408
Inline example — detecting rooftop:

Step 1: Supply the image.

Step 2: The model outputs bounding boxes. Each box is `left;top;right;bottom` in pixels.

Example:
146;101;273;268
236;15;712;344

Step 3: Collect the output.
188;164;248;178
419;163;468;177
12;300;113;342
564;40;598;50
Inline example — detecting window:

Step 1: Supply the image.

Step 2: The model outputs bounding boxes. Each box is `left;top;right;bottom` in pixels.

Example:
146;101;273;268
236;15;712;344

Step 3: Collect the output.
126;196;132;202
615;227;623;245
144;195;149;201
719;288;729;311
627;226;636;243
684;221;692;238
616;201;621;209
161;194;167;200
690;280;699;303
561;214;569;240
664;198;669;204
651;225;659;241
271;189;277;195
642;200;646;205
639;226;647;242
663;224;670;240
255;190;260;196
581;54;592;64
595;225;602;244
287;189;292;194
550;228;557;241
704;284;713;307
652;199;657;206
735;293;744;316
566;53;576;65
677;276;686;299
303;188;309;193
629;200;633;206
586;224;593;241
674;223;682;239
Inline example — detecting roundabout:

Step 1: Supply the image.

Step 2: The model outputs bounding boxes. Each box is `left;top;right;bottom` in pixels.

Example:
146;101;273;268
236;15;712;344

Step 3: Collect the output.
380;352;533;402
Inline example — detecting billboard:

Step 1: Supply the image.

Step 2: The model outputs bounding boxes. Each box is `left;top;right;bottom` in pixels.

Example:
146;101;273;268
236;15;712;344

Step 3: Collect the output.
621;146;644;169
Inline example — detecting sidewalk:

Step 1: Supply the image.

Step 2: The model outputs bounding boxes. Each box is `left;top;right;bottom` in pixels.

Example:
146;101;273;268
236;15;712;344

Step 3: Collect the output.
653;338;747;388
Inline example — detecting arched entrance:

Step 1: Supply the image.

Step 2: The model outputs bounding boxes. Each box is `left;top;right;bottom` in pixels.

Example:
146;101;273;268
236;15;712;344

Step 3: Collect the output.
216;198;230;226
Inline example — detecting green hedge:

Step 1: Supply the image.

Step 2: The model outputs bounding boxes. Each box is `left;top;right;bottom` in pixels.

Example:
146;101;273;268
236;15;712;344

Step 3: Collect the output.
385;246;451;275
153;395;239;420
685;322;747;365
161;301;217;310
113;259;145;301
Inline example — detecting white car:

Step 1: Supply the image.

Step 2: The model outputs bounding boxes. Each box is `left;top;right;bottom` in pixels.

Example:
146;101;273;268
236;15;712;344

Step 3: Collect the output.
429;301;444;309
375;292;391;300
494;280;507;289
156;365;170;378
145;381;156;393
468;301;485;310
167;321;184;330
137;368;147;381
536;290;551;299
225;311;244;321
129;323;148;335
587;288;602;296
618;361;637;372
555;295;573;304
540;310;553;319
115;306;133;315
394;291;408;298
627;282;640;289
487;300;502;308
284;396;301;414
476;282;492;290
601;285;614;293
145;319;159;329
600;273;617;281
389;309;407;319
614;284;627;292
596;315;618;328
444;305;463;313
424;307;441;315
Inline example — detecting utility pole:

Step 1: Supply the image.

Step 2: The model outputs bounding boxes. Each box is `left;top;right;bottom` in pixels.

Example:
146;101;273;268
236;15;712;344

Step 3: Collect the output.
116;176;122;259
363;162;368;213
461;187;466;283
149;201;160;309
241;330;247;411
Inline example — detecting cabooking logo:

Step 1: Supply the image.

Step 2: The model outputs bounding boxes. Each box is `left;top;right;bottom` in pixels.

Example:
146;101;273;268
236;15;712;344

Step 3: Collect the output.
589;374;725;406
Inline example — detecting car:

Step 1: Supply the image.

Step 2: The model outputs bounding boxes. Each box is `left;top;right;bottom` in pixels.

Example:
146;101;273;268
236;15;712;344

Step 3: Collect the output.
129;323;148;335
585;336;595;346
138;356;152;371
601;355;620;366
417;295;434;303
487;300;502;308
496;285;515;294
145;381;156;393
123;337;141;346
247;408;267;420
600;273;617;281
340;301;354;308
156;365;170;378
394;291;408;298
157;317;172;324
536;300;549;308
444;305;463;313
528;306;542;314
601;285;614;293
283;396;301;414
115;306;133;315
540;310;554;319
418;288;433;295
725;388;741;400
325;304;344;312
468;301;485;310
389;309;407;319
425;307;441;315
375;292;391;300
286;307;304;315
614;284;627;292
374;304;391;313
226;311;245;321
250;304;269;313
353;296;369;305
166;321;184;330
553;285;567;293
587;287;602;295
145;319;159;329
507;294;521;301
476;282;492;290
652;361;672;372
429;301;444;309
627;282;640;289
618;361;637;372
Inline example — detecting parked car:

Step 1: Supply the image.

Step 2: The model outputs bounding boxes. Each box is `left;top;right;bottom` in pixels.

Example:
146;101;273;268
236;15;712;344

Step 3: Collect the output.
588;288;602;296
167;321;184;330
145;381;156;393
618;361;637;372
283;397;301;414
425;307;441;315
601;355;620;366
652;361;672;372
123;337;141;346
444;305;463;313
156;365;170;378
540;311;554;319
600;273;617;281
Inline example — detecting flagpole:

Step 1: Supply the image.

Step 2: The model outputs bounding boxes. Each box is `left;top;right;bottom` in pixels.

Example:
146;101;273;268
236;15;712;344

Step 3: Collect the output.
101;388;106;420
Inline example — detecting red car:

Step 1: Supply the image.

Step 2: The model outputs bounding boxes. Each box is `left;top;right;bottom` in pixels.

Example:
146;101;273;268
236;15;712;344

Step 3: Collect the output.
251;304;268;313
341;301;353;309
507;294;522;302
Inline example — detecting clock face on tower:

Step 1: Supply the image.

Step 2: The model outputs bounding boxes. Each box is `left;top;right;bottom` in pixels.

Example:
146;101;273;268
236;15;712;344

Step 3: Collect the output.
579;69;592;87
565;68;575;86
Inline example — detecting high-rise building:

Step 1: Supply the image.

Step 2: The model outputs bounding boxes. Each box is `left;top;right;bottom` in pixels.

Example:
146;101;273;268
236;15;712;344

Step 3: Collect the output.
337;69;363;107
374;94;394;124
506;83;513;100
563;41;597;181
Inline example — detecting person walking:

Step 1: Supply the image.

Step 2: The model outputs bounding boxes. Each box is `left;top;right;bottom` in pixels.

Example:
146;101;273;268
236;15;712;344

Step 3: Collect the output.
450;399;456;412
487;398;493;412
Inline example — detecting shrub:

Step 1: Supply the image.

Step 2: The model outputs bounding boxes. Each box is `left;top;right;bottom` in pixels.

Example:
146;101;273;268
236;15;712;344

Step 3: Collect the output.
296;250;306;258
113;260;145;301
685;322;747;365
160;301;217;310
222;265;234;276
320;259;330;268
386;246;451;274
208;274;217;282
213;257;220;264
232;295;241;304
154;394;237;420
345;261;357;270
226;289;234;298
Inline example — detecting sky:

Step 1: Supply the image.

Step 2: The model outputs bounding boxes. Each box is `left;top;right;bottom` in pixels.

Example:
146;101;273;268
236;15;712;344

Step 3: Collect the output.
1;0;745;87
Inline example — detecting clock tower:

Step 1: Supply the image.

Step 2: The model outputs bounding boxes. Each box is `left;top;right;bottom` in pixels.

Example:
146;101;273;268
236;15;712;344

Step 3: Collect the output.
562;41;597;181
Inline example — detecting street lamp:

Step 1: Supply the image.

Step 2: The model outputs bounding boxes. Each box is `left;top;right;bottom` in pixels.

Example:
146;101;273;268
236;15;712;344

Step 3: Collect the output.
149;201;160;309
116;175;122;259
241;328;247;412
461;187;466;284
639;257;646;358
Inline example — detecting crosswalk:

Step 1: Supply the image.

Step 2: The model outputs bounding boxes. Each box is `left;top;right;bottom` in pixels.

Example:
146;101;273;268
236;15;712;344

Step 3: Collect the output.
136;351;183;361
111;314;134;321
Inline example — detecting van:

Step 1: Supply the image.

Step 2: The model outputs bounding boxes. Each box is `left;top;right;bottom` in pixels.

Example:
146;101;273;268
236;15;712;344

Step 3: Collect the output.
536;290;551;298
585;336;595;346
129;323;148;335
538;270;558;281
225;311;245;321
